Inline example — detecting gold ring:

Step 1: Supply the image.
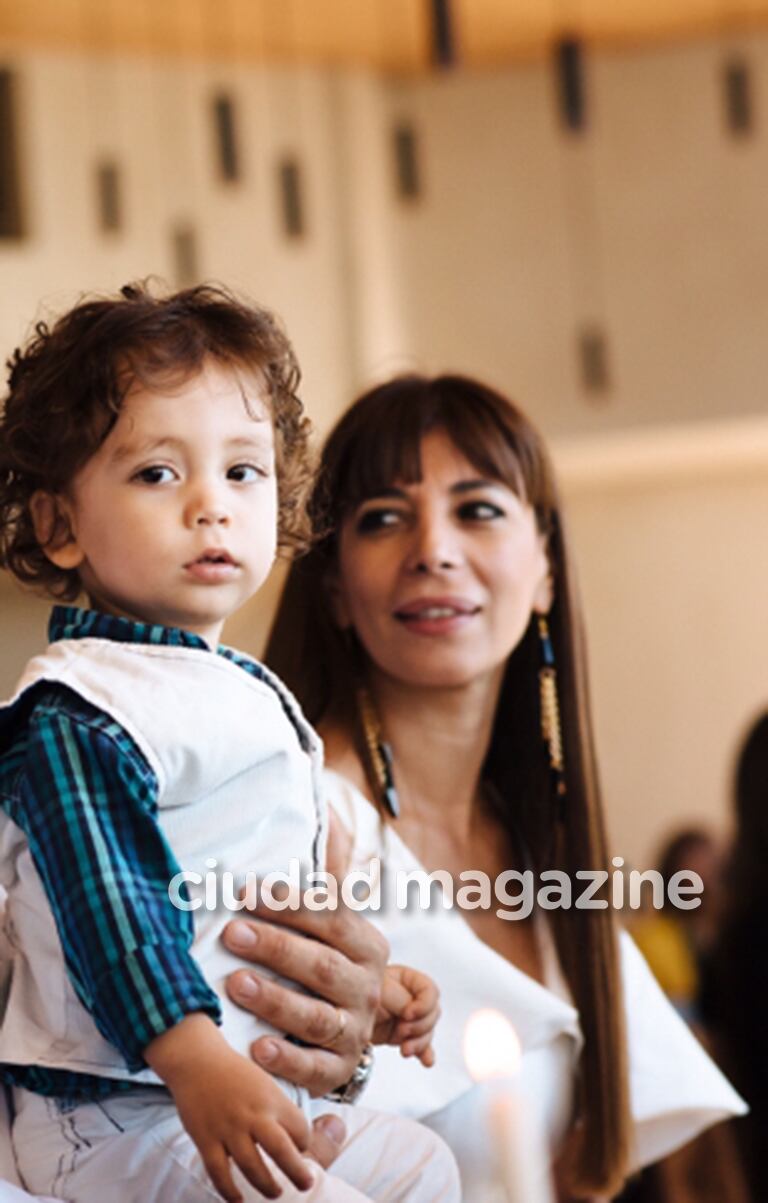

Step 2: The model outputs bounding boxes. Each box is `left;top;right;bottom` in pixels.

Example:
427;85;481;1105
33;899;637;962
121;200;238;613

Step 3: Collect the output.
329;1007;348;1048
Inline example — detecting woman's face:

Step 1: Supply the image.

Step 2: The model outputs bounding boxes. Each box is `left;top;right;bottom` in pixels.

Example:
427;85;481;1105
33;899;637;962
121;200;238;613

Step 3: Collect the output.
333;429;552;691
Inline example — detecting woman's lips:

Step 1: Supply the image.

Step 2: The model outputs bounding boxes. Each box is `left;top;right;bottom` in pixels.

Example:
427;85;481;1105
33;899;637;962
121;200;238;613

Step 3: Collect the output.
393;597;480;636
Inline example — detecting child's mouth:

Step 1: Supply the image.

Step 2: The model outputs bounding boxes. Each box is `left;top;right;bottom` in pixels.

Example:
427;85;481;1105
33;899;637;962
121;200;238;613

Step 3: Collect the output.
185;549;239;581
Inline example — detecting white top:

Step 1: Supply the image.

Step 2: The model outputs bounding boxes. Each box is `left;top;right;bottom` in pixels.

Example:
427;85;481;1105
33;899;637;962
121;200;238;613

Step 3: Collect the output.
326;769;746;1176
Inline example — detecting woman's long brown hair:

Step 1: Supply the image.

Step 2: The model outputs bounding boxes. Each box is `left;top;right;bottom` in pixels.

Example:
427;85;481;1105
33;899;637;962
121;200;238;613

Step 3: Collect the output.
265;374;630;1197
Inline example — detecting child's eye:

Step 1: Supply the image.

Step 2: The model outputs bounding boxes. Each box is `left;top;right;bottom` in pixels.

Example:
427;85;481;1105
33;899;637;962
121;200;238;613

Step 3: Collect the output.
227;463;266;483
355;507;406;534
132;465;176;485
457;500;505;522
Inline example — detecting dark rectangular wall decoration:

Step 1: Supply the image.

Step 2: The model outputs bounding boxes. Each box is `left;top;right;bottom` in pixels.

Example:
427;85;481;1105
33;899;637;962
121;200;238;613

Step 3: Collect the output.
554;38;587;132
172;225;200;287
278;158;305;238
430;0;456;68
723;59;753;136
96;161;122;232
212;93;240;182
578;326;611;396
393;123;421;201
0;68;24;238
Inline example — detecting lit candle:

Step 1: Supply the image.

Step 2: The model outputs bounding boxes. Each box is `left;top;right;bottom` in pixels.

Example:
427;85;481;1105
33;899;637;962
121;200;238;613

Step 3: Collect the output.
462;1008;554;1203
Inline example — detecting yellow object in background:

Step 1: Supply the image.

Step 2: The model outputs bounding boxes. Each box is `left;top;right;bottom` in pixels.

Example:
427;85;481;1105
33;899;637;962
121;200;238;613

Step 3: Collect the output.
632;913;699;1013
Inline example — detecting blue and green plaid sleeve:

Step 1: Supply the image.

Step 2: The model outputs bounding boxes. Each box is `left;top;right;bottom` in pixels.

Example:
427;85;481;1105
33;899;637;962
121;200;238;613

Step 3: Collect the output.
3;688;221;1071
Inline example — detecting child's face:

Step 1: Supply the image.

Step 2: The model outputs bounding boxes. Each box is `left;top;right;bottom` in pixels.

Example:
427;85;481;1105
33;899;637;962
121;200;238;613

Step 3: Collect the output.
38;359;278;646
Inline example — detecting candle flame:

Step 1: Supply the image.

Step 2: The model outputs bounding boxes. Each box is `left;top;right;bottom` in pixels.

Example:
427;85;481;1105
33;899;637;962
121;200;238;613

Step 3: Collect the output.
463;1008;522;1082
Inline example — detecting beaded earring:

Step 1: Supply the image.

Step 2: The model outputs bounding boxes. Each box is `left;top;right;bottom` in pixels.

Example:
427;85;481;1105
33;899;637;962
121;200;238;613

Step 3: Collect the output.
356;686;400;819
538;615;567;803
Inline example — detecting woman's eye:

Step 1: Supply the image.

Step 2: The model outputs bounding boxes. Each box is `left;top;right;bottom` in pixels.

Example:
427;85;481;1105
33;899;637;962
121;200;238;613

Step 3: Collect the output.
356;508;405;534
458;500;505;521
133;465;176;485
227;463;264;483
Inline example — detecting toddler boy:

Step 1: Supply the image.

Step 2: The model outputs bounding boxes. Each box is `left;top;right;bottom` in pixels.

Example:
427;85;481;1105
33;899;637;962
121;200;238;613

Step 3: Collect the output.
0;284;459;1203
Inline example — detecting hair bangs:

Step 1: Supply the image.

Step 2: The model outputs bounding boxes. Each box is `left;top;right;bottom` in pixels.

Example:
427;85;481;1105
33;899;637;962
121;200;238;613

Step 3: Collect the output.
323;374;556;534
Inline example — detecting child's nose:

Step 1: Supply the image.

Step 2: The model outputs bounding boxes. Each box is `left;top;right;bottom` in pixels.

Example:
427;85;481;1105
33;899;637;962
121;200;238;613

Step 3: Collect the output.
185;488;231;527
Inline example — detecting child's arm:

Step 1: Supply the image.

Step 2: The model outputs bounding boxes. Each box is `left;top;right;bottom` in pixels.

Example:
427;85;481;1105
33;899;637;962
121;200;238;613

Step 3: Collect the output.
146;1014;313;1202
17;698;222;1069
373;964;440;1068
18;698;318;1199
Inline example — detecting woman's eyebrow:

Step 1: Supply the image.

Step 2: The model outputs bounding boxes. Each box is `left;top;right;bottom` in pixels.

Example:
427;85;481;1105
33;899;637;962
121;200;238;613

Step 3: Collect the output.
450;478;505;493
362;479;507;500
361;486;409;501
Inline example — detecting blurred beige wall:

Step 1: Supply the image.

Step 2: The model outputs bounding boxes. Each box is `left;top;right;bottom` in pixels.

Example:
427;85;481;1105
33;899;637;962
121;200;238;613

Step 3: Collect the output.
2;30;767;864
556;417;768;866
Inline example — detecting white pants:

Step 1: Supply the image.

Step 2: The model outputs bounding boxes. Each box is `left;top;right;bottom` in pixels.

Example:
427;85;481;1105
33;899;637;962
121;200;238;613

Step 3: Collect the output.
11;1087;460;1203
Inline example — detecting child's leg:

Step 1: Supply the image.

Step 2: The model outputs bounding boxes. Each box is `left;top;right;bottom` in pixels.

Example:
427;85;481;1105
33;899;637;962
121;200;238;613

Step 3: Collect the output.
12;1088;459;1203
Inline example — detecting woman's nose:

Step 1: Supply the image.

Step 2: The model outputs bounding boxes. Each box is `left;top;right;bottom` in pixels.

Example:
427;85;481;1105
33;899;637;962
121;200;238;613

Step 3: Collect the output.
406;517;461;573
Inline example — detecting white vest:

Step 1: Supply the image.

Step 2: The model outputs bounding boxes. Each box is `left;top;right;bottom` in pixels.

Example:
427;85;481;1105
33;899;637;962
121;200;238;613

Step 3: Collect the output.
0;637;326;1093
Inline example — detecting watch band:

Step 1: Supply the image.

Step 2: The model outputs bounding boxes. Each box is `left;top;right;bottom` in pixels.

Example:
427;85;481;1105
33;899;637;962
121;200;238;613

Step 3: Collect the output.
326;1043;375;1105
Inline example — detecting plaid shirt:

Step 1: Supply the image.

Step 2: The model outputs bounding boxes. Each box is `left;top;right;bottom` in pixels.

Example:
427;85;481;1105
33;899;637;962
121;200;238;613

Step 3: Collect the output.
0;606;276;1100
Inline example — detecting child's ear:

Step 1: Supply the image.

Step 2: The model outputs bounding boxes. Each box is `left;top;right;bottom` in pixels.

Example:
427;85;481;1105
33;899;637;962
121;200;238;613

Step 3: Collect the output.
29;491;85;570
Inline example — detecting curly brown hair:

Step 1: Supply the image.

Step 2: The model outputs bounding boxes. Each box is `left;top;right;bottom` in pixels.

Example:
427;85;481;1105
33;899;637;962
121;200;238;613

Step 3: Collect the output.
0;281;313;600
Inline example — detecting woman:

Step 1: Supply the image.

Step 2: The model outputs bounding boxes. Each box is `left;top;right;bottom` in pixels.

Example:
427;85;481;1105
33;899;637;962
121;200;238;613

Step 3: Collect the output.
264;374;744;1200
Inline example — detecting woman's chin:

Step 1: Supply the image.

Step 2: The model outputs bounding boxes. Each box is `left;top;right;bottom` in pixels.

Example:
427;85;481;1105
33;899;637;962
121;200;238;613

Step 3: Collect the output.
378;658;498;693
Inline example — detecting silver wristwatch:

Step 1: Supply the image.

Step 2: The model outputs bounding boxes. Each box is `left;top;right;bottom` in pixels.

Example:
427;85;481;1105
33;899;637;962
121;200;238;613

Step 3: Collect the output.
326;1043;374;1104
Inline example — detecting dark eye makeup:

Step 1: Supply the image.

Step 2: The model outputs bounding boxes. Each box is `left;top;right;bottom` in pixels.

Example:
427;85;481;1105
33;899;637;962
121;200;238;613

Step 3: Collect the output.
353;495;506;534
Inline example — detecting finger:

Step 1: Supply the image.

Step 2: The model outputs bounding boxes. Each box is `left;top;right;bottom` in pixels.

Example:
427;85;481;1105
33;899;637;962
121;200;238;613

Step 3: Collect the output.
401;1034;435;1063
251;1035;351;1097
402;981;439;1021
307;1114;347;1168
203;1146;243;1203
258;1126;315;1192
223;905;389;969
224;921;374;1008
395;1009;440;1040
229;1136;280;1200
227;971;358;1050
278;1100;312;1153
380;973;411;1020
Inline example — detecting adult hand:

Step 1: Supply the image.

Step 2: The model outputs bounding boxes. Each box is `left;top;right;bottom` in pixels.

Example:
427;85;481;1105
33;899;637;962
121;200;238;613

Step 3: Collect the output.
223;902;388;1099
306;1113;347;1170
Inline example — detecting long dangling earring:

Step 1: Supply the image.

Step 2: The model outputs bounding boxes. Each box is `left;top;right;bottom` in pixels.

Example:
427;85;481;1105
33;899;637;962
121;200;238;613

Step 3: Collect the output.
538;615;566;805
356;686;400;819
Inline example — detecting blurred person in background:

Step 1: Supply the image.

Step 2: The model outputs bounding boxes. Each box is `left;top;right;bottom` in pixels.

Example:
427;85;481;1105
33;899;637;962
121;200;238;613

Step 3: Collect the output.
622;831;749;1202
632;828;723;1023
700;712;768;1202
